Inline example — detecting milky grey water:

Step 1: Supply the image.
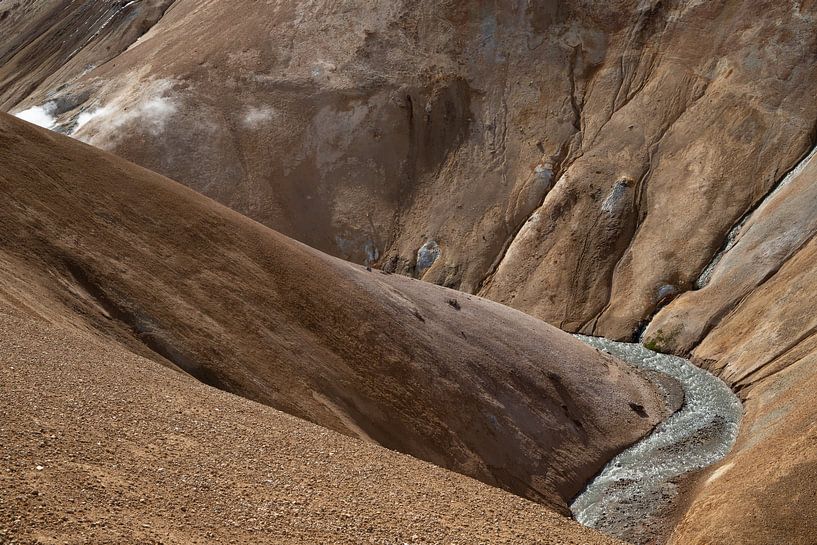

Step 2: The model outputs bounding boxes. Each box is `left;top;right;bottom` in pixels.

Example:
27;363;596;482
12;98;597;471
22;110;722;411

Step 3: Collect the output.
570;336;742;542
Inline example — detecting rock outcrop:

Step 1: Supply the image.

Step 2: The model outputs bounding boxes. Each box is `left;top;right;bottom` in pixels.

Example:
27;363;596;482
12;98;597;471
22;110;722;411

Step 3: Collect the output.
6;1;817;343
654;149;817;543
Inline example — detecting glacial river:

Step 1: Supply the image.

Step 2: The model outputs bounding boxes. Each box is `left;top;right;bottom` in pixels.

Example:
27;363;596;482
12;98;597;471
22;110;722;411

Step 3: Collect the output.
570;336;742;543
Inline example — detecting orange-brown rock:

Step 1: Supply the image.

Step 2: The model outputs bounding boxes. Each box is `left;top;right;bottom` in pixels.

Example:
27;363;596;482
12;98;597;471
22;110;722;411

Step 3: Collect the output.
633;116;817;545
6;1;817;344
669;327;817;544
646;148;817;365
483;1;817;339
6;2;817;543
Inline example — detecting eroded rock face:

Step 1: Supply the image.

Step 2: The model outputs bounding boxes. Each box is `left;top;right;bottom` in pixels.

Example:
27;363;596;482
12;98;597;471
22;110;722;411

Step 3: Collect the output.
669;339;817;545
633;123;817;545
646;148;817;360
4;0;634;293
8;1;817;345
483;1;817;340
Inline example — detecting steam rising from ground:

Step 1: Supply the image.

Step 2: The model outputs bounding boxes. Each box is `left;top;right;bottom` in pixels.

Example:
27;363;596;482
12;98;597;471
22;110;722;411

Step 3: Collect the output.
242;106;278;128
72;80;178;145
74;106;115;132
13;103;58;129
12;78;179;147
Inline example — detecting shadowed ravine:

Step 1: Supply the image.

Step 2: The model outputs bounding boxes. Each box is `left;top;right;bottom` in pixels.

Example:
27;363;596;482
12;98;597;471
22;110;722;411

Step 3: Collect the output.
570;336;743;544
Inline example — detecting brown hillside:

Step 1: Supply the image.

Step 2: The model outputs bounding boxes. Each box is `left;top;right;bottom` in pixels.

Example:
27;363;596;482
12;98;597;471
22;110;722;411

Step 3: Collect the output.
0;112;668;515
0;306;624;545
7;2;817;543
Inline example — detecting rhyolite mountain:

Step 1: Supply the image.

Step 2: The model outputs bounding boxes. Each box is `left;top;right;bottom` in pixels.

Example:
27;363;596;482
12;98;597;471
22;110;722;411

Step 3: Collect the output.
3;1;817;543
0;112;670;517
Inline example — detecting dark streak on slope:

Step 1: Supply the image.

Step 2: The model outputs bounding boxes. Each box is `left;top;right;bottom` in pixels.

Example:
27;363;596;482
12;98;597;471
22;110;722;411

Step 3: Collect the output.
60;255;228;392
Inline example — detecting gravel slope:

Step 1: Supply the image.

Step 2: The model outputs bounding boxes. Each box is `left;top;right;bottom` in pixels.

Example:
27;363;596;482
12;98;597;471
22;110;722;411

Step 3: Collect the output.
0;308;623;545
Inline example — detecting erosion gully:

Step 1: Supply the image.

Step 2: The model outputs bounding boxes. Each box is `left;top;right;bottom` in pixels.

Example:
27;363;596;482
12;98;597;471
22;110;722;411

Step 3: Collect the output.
570;336;742;544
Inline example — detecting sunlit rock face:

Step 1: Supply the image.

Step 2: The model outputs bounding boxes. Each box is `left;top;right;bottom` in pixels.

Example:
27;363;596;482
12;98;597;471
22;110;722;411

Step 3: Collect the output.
647;145;817;365
480;3;817;341
6;1;817;338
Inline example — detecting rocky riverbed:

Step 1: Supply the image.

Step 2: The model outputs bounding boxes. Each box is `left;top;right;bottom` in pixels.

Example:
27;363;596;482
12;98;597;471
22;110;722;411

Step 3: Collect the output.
570;337;743;544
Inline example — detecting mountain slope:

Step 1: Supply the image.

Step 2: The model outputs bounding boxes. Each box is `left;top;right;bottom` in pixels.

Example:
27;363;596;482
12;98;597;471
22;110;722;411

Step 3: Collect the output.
0;0;176;110
0;306;624;545
6;2;817;543
6;0;817;346
0;112;668;515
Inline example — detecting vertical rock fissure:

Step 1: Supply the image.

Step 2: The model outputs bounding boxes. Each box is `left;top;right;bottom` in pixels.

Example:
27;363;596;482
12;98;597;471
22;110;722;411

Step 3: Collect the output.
475;138;575;295
476;45;589;295
585;75;711;338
